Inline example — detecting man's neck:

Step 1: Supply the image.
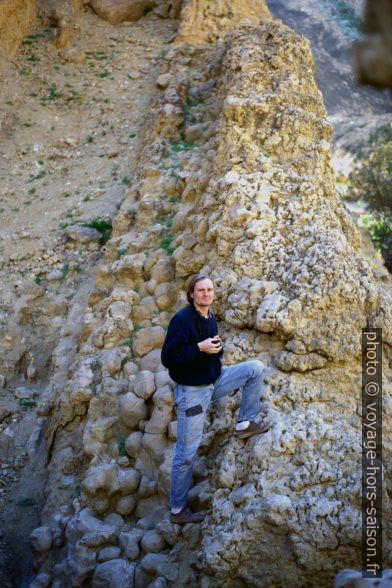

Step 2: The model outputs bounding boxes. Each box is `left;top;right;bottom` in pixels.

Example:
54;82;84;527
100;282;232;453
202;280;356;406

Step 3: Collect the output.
194;304;210;318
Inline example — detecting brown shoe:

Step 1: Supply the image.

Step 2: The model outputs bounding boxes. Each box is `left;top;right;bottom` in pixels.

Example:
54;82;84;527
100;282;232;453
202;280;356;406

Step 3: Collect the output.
170;507;206;524
235;420;272;439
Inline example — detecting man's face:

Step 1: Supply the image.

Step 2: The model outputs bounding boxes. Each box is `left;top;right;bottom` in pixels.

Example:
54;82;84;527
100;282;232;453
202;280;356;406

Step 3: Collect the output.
191;278;214;308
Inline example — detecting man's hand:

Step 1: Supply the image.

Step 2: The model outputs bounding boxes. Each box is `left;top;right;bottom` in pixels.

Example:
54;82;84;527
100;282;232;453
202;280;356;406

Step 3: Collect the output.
198;336;223;354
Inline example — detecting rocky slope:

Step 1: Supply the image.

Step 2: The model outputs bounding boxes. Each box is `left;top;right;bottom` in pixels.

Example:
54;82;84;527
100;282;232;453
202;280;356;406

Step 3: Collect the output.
267;0;391;156
0;0;391;587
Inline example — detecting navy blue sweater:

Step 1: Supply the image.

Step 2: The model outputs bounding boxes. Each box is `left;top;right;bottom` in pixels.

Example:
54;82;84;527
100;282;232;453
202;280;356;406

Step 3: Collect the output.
161;304;223;385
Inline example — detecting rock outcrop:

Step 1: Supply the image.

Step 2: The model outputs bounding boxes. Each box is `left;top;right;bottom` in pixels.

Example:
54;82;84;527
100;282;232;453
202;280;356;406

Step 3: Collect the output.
175;0;272;44
0;0;38;54
353;0;392;87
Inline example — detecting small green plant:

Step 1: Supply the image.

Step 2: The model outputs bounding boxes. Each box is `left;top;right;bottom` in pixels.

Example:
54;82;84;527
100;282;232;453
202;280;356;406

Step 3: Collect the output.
168;137;196;153
22;32;48;45
17;497;36;506
116;433;127;457
73;264;82;273
19;398;37;408
71;484;81;499
92;51;111;60
29;169;46;182
121;356;130;368
59;263;69;284
169;196;181;204
86;134;94;144
82;217;112;245
121;176;131;186
26;53;40;63
121;336;134;347
155;212;174;229
116;246;128;258
158;234;175;255
42;83;62;103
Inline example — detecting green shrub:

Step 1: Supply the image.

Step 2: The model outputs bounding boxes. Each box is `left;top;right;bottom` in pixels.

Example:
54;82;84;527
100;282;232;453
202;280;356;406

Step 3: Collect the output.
358;214;392;250
348;122;392;256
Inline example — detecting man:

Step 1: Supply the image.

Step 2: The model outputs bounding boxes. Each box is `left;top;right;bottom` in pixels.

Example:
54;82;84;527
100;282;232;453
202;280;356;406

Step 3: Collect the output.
161;273;272;525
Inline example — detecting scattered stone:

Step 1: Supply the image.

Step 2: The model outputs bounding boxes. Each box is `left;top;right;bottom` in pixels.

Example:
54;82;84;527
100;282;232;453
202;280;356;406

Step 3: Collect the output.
141;553;168;575
118;467;141;496
47;269;64;281
90;0;156;24
181;523;200;547
138;476;157;498
140;349;162;372
119;528;143;561
155;518;180;546
156;561;178;583
123;361;139;379
30;526;52;553
29;573;51;588
188;79;216;100
136;517;156;531
98;546;122;563
133;326;166;357
134;563;154;588
156;74;171;89
61;48;85;63
140;529;166;553
154;371;171;389
119;392;148;428
125;431;143;459
116;495;136;515
185;124;203;142
81;465;120;498
147;578;168;588
141;432;169;462
133;370;156;399
64;225;101;243
100;348;123;375
92;559;135;588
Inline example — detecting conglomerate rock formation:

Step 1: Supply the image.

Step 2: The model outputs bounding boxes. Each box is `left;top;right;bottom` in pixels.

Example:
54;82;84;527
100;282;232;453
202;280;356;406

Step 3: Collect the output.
1;0;392;587
353;0;392;88
0;0;38;54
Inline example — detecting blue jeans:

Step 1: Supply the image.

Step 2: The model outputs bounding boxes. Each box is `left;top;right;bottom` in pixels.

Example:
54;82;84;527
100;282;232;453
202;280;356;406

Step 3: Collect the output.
170;359;267;510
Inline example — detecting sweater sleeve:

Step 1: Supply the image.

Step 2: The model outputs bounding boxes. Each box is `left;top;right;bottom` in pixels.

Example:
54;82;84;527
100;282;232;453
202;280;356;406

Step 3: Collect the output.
161;314;201;368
